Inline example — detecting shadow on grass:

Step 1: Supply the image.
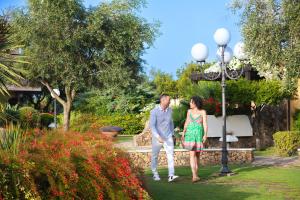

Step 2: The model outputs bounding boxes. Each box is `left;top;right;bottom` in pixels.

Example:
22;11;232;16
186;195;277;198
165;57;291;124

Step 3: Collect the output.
143;165;262;200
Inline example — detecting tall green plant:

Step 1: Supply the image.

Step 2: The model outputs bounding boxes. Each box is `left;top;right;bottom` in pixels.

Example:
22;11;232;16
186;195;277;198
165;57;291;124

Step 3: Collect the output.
0;104;19;126
0;123;25;155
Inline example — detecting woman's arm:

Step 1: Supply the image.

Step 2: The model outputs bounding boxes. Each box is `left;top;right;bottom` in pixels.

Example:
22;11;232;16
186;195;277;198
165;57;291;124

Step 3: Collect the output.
183;109;190;134
202;110;208;141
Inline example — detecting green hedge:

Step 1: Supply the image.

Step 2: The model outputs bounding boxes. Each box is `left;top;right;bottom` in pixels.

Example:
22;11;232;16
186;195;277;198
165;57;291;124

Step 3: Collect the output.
292;110;300;131
40;113;54;128
63;112;144;135
98;114;144;135
273;131;300;156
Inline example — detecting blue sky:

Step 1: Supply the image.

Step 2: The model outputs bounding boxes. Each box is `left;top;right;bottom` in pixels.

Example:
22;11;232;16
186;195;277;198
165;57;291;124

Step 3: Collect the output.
0;0;242;78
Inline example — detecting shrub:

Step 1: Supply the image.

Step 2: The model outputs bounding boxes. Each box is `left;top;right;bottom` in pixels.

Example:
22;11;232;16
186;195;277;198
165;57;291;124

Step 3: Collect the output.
0;130;151;199
61;112;99;133
60;112;144;135
73;91;111;116
202;97;221;116
19;107;40;128
40;113;54;128
97;114;144;135
74;85;156;116
273;131;300;156
136;103;156;125
292;109;300;131
172;101;189;130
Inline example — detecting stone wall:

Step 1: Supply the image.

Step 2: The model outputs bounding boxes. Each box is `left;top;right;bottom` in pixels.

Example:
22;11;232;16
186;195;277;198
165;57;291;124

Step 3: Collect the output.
133;121;152;146
127;148;254;169
251;103;288;149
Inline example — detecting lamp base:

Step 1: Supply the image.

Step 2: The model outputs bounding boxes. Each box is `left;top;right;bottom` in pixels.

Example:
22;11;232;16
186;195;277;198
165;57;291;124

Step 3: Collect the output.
219;165;235;176
219;172;236;177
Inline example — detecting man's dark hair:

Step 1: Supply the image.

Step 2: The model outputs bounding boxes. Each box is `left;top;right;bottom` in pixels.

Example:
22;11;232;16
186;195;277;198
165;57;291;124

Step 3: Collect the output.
191;96;203;110
160;93;170;101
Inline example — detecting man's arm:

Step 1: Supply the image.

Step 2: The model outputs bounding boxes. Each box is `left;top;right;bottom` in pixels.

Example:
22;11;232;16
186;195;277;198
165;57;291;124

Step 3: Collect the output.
170;109;175;135
150;109;160;139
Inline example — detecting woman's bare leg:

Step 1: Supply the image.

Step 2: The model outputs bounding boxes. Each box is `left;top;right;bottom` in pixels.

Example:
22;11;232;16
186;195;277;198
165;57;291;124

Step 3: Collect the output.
189;151;197;179
195;152;201;178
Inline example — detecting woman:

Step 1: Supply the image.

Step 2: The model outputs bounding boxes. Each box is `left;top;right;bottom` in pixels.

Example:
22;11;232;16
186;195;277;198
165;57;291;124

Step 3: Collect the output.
182;96;208;182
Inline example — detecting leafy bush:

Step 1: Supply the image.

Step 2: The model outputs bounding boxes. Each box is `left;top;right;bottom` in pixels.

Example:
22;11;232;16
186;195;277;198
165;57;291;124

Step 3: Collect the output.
97;114;144;135
226;79;255;105
19;107;40;128
71;112;99;133
202;97;221;116
273;131;300;156
292;109;300;131
136;102;156;125
40;113;54;128
63;112;144;135
177;75;291;112
74;84;156;115
254;80;290;106
0;130;150;199
73;91;112;116
172;101;189;130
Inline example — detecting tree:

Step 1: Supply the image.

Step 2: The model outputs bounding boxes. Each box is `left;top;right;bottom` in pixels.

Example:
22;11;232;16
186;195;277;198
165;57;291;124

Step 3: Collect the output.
0;14;25;95
11;0;158;131
150;69;178;98
176;62;215;98
231;0;300;94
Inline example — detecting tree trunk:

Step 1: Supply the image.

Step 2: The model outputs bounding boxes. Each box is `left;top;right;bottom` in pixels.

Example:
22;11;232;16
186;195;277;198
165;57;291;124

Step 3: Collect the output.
63;101;71;132
41;81;76;132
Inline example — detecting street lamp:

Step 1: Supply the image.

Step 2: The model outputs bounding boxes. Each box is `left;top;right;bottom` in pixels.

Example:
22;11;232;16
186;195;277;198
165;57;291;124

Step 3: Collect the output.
51;89;60;128
191;28;246;176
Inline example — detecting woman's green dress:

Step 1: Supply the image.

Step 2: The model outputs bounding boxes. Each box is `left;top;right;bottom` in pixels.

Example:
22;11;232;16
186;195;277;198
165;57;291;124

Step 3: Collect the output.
183;113;204;152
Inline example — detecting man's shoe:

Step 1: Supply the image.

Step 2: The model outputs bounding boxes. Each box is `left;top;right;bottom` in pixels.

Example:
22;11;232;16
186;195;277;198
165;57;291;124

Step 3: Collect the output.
168;175;179;182
153;174;161;181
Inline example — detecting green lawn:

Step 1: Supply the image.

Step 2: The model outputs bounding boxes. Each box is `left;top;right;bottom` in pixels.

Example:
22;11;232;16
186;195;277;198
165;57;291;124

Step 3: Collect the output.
144;165;300;200
254;147;277;157
114;135;134;143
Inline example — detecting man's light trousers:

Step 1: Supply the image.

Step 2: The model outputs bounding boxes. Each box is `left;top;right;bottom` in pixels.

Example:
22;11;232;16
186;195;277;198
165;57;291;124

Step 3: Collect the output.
151;136;174;177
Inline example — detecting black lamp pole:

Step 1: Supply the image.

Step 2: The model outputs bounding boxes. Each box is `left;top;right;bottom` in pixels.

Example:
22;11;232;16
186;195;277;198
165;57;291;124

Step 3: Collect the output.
219;45;231;175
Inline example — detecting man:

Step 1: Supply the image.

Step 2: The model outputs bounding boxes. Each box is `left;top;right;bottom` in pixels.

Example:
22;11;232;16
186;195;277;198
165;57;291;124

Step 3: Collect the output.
150;94;179;182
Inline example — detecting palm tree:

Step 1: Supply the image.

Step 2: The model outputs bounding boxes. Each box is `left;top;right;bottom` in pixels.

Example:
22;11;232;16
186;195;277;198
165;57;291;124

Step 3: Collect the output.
0;14;26;96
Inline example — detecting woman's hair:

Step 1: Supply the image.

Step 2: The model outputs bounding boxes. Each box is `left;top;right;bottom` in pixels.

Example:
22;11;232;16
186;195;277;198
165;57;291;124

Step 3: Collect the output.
191;96;202;110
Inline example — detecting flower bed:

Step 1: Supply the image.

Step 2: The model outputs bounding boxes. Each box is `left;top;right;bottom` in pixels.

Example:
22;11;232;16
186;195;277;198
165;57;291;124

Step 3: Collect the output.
0;129;150;200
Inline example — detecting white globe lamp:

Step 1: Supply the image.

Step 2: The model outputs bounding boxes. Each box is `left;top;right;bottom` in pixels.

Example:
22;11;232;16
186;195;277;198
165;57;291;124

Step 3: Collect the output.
214;28;231;46
191;43;209;62
216;46;233;63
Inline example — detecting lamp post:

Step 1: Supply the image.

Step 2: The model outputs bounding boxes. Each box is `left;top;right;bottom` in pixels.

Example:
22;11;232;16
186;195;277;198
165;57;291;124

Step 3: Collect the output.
191;28;246;175
51;89;60;129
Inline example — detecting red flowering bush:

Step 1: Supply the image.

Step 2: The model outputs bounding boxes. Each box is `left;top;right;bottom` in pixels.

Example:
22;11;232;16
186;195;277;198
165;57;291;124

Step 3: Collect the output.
19;107;40;128
202;97;221;116
0;130;151;200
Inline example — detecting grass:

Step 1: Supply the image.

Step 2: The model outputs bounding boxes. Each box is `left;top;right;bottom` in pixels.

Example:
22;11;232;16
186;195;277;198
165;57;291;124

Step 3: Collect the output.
144;165;300;200
114;135;134;143
254;146;277;157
